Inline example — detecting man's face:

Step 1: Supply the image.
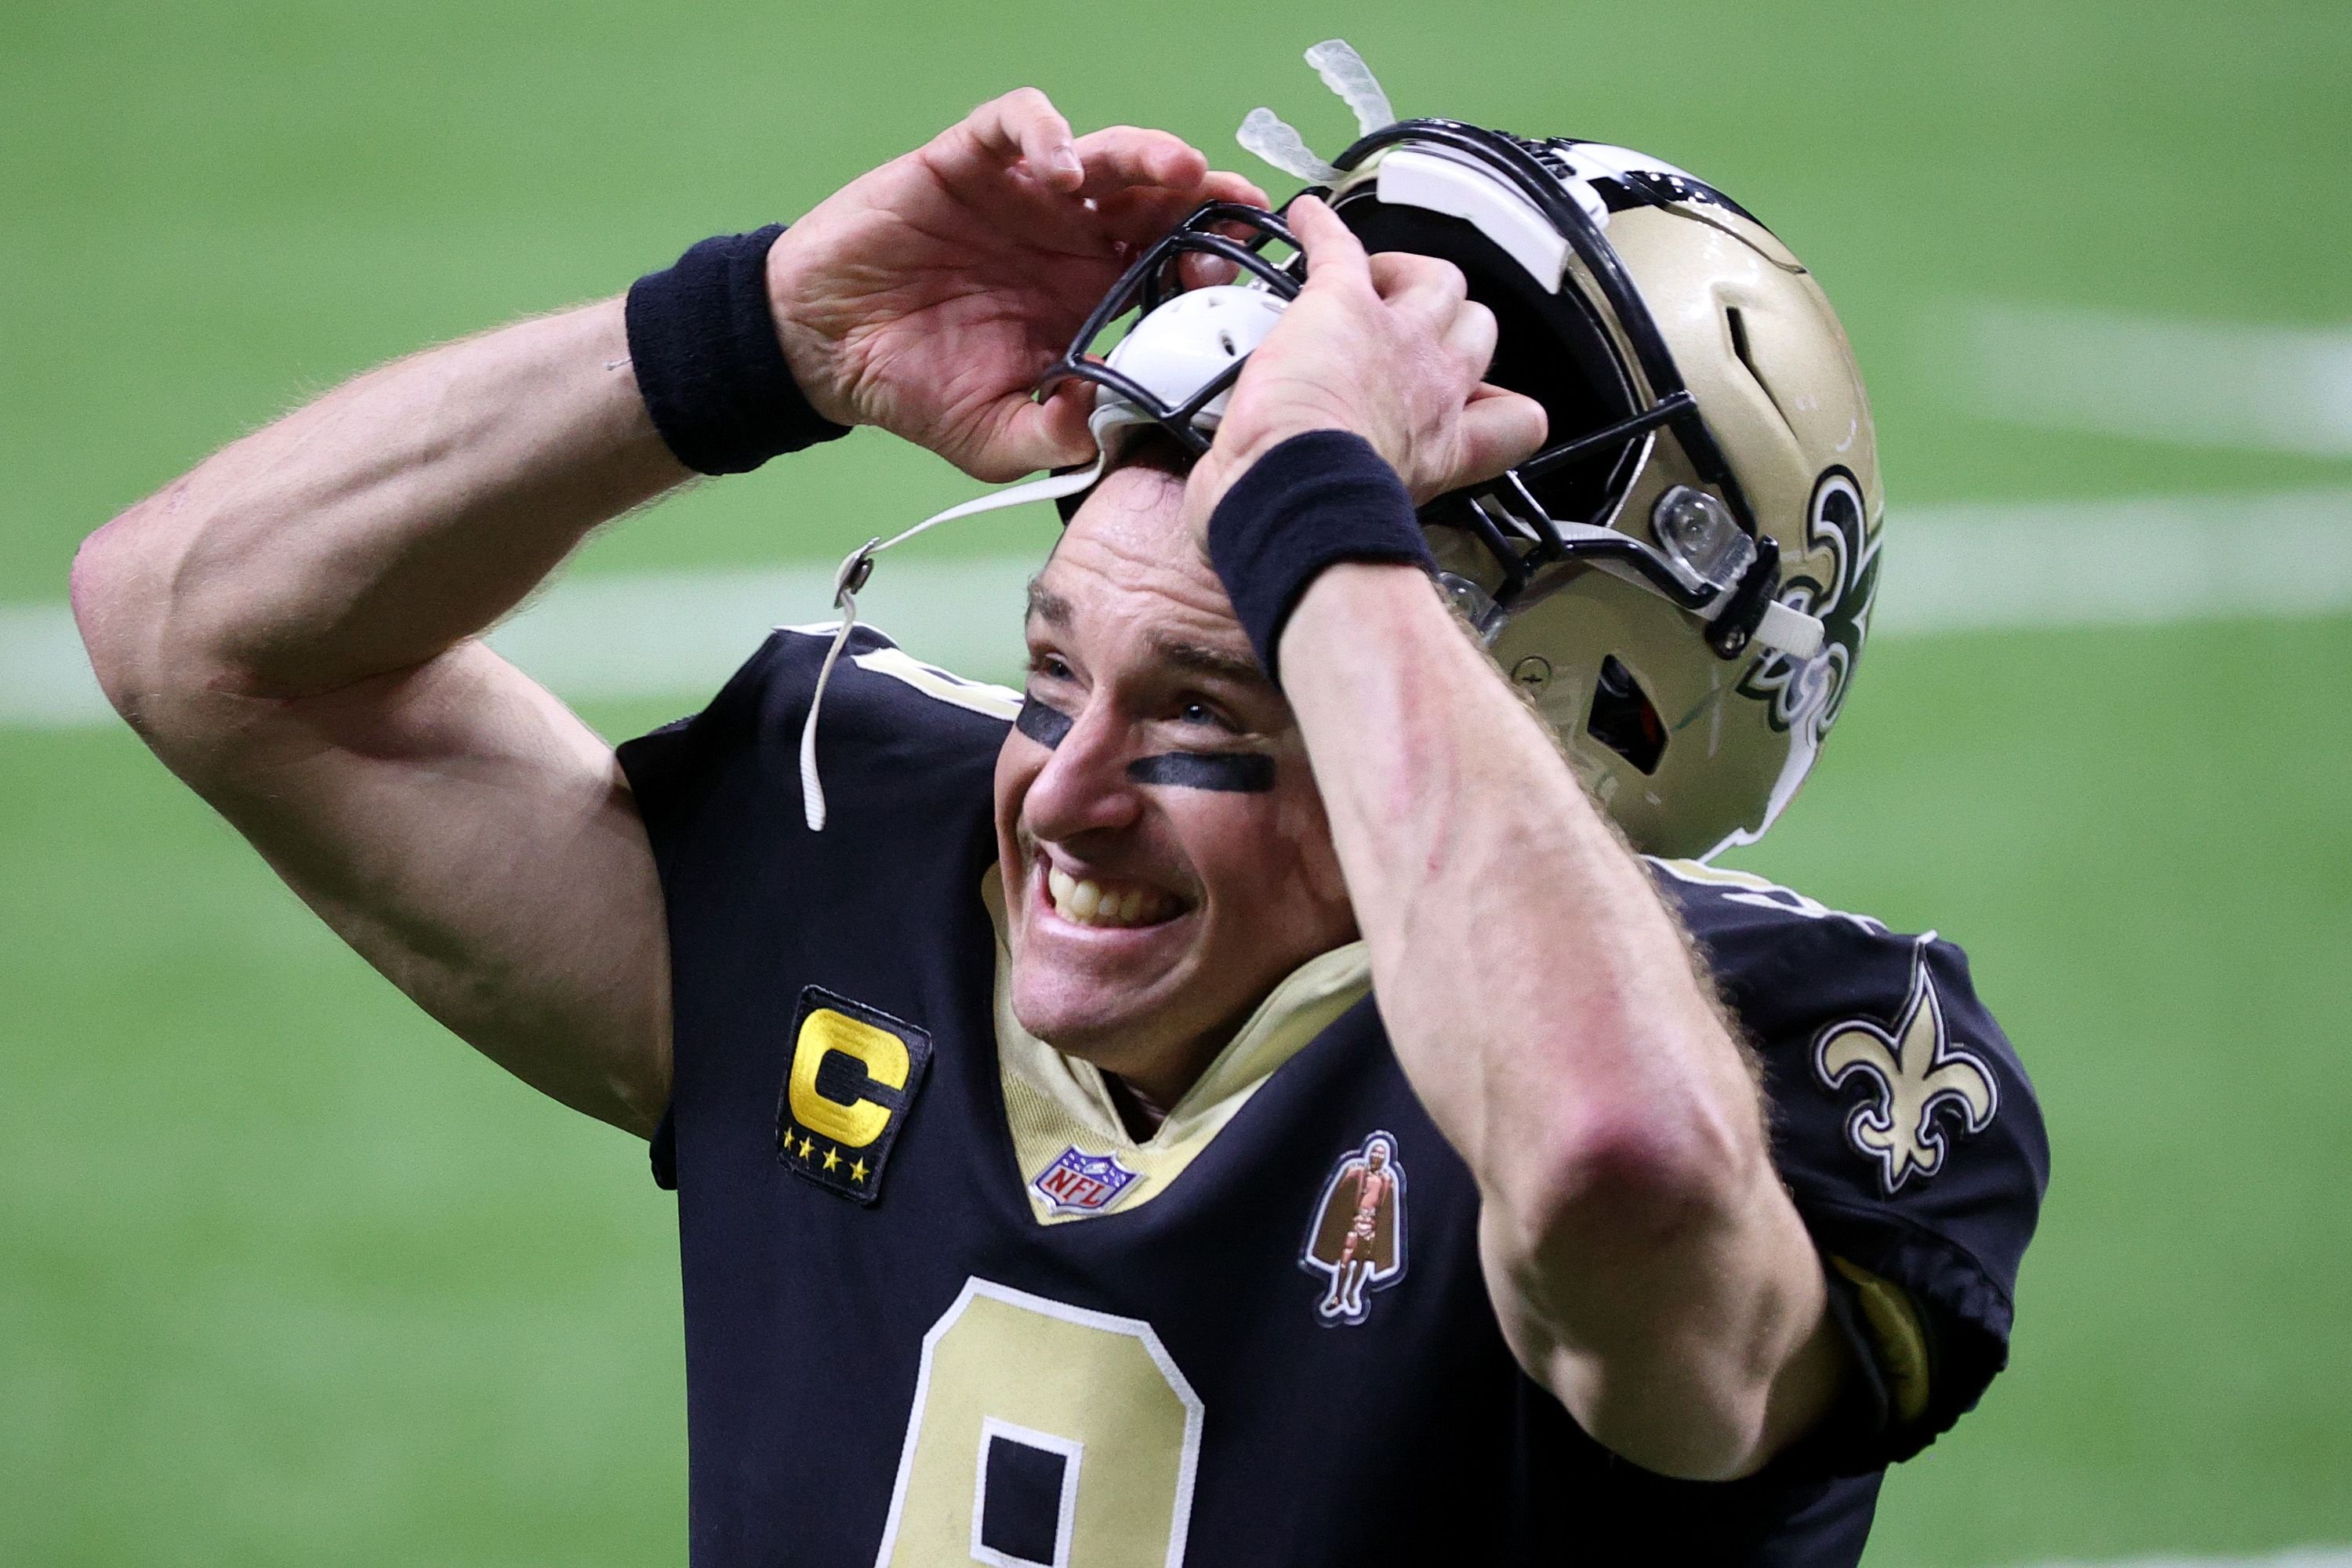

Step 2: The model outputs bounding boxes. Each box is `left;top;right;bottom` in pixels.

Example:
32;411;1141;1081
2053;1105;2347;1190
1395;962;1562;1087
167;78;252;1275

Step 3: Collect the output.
993;459;1357;1101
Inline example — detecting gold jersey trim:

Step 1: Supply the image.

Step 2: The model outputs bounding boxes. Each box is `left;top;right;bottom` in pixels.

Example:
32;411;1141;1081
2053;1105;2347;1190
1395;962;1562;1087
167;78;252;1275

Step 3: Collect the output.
981;866;1372;1225
1829;1256;1933;1426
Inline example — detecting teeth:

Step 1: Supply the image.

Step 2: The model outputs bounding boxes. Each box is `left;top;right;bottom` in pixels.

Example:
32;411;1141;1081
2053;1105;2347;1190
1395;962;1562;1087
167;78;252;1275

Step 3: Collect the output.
1044;866;1178;929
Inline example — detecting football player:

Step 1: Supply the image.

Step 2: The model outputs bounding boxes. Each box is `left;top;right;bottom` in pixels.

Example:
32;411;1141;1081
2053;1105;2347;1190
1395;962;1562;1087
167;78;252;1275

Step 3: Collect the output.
74;46;2046;1566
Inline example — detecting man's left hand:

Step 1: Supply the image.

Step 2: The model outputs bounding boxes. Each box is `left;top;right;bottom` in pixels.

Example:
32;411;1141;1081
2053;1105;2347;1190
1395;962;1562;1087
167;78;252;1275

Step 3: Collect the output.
767;90;1267;483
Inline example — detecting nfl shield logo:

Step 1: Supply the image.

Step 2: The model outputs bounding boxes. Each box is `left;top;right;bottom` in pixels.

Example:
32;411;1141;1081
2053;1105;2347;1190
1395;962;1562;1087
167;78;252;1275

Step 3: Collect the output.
1031;1145;1142;1217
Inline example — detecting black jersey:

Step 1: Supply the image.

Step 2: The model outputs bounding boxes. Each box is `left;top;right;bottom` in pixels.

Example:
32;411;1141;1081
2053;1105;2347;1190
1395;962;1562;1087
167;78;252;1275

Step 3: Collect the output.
619;626;2048;1568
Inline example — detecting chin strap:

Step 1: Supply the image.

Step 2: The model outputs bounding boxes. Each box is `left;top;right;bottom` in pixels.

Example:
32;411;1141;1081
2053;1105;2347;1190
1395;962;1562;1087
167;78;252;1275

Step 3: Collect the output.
797;455;1105;831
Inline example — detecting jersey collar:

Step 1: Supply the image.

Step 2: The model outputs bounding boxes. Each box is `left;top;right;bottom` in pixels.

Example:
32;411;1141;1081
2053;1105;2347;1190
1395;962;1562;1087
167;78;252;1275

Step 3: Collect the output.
980;866;1371;1221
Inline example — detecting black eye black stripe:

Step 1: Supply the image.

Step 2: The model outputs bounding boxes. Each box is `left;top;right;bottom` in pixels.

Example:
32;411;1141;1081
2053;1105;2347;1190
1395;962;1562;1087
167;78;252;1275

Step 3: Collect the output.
1015;695;1073;749
1124;752;1276;793
1015;695;1276;793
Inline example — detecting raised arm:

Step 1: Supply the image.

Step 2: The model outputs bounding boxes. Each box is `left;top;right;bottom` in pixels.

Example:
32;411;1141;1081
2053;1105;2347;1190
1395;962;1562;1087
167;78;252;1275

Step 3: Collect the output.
73;298;688;1134
1186;198;1846;1479
72;90;1263;1138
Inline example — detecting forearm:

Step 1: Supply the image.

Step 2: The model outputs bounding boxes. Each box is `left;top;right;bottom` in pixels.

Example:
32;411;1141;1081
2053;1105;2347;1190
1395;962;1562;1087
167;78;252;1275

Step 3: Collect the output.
1280;564;1751;1187
74;297;686;727
1279;562;1834;1475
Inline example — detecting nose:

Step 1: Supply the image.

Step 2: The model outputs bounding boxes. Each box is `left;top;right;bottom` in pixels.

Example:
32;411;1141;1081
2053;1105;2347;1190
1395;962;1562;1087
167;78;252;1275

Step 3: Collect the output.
1019;701;1145;844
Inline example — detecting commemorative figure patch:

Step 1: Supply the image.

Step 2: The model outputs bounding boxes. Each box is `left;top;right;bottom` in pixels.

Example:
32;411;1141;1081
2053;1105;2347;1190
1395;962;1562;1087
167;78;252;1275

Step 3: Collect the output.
1300;1131;1407;1325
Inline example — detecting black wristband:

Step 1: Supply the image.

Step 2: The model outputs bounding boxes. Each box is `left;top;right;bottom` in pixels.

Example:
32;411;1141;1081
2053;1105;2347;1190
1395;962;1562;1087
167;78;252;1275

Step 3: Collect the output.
1204;430;1436;684
624;224;851;475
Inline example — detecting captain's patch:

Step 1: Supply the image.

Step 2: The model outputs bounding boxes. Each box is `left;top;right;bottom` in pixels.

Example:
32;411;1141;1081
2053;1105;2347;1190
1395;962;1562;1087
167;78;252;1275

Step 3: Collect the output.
1813;944;1998;1194
1029;1145;1142;1218
1300;1131;1408;1325
776;985;932;1205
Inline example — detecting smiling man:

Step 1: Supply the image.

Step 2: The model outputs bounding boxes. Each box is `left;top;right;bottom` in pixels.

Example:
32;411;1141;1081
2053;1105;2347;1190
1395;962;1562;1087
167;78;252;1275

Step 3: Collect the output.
74;74;2045;1567
996;459;1356;1109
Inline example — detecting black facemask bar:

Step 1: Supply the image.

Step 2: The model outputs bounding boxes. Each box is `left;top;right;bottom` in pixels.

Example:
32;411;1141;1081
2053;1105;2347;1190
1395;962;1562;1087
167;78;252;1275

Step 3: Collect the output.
1325;120;1784;658
1034;203;1303;457
1029;133;1785;658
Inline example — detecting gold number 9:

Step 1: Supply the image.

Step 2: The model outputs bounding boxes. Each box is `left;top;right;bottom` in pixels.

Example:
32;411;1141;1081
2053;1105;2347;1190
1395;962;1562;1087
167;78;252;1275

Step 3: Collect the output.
873;1279;1204;1567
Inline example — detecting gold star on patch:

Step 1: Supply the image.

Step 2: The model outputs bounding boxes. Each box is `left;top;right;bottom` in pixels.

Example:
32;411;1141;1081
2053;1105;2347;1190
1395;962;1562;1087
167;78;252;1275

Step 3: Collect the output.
798;1134;815;1160
850;1158;868;1184
822;1146;840;1172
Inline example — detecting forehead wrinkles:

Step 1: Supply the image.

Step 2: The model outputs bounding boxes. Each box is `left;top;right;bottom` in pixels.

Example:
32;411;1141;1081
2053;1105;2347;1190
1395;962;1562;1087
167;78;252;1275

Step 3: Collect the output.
1033;504;1243;656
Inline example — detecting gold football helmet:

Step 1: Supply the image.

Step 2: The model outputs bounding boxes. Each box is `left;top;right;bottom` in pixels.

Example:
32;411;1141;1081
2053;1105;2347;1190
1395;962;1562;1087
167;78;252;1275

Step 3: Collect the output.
1318;119;1883;859
1007;48;1882;858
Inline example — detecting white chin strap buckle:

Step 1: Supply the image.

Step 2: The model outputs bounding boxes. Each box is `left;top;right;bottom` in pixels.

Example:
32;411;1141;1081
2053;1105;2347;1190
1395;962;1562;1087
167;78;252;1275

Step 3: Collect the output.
1752;600;1824;659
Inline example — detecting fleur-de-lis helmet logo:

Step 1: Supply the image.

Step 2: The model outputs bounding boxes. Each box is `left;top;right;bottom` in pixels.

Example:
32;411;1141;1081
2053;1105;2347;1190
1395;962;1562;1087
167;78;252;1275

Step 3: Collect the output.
1813;944;1999;1193
1740;470;1881;747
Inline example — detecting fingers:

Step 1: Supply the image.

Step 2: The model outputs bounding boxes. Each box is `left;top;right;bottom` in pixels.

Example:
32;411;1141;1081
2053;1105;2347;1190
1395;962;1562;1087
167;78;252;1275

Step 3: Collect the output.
1070;125;1207;198
1083;140;1272;256
1296;200;1468;324
1066;129;1270;213
1444;298;1499;379
949;87;1083;191
972;380;1098;482
1171;183;1283;289
1177;249;1241;290
1368;250;1470;326
942;100;1276;266
1156;170;1276;283
1200;169;1273;210
1287;195;1371;293
1455;386;1551;488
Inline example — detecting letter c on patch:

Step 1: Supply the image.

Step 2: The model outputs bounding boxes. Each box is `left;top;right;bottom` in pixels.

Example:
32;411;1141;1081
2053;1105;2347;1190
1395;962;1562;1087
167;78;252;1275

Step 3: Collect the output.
789;1008;909;1148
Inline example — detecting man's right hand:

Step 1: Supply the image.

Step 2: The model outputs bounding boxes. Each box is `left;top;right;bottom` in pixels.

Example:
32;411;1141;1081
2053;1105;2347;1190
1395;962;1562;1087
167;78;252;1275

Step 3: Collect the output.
767;89;1265;482
1186;194;1547;522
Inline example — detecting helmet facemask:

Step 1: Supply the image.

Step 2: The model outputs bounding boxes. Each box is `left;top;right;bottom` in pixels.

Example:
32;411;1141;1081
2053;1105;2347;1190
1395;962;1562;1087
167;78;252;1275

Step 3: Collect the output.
1036;202;1304;463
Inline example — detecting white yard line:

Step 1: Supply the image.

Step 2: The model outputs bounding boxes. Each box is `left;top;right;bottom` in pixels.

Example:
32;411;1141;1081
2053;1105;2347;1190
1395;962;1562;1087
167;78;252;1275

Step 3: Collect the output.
1948;300;2352;456
2008;1553;2352;1568
481;554;1040;703
9;490;2352;730
1880;488;2352;634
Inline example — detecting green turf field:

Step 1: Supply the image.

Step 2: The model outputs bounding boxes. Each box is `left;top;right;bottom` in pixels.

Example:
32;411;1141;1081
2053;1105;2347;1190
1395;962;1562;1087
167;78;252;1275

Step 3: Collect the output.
5;1;2350;1563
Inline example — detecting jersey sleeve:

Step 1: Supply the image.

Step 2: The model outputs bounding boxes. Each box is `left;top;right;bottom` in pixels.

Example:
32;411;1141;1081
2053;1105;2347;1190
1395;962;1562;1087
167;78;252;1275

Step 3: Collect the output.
615;624;1018;1191
615;621;1018;878
1651;861;2050;1468
613;627;815;866
616;630;824;1192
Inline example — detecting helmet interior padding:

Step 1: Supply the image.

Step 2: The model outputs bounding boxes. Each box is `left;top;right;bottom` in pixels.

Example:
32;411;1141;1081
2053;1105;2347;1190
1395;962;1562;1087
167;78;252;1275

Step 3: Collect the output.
1336;196;1640;532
